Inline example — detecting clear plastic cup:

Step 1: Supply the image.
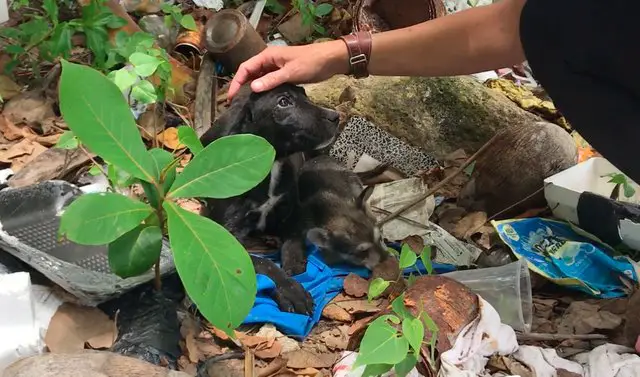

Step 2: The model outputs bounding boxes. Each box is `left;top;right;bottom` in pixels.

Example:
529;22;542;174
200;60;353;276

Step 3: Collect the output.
443;259;533;332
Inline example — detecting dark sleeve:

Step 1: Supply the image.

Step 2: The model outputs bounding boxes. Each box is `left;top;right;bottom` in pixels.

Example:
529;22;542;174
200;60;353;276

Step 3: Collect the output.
519;0;640;183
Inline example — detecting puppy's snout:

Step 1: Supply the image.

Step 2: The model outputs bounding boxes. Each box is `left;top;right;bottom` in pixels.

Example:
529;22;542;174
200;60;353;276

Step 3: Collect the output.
323;109;340;123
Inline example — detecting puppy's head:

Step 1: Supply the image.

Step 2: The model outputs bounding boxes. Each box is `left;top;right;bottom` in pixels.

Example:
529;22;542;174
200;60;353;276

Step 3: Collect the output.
306;189;389;270
202;84;339;157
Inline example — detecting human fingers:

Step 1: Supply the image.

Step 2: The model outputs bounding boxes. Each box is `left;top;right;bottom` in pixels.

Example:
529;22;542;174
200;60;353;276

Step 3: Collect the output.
228;51;278;100
250;65;292;93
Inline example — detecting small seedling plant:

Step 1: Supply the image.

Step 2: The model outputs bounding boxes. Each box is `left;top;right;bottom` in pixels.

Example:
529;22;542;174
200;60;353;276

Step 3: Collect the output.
56;60;275;337
604;172;637;200
292;0;334;35
357;244;440;376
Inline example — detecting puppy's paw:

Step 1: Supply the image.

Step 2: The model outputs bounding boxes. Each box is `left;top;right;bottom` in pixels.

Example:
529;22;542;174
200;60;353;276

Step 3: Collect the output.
272;278;314;316
283;262;307;277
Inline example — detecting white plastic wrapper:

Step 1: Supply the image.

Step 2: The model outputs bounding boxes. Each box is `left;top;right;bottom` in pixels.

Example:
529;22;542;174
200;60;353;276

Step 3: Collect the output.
192;0;223;11
333;351;422;377
0;272;63;370
0;0;8;24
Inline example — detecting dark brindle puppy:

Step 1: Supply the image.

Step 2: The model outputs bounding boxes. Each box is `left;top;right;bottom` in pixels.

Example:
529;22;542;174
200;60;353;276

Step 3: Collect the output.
280;155;389;277
199;83;339;315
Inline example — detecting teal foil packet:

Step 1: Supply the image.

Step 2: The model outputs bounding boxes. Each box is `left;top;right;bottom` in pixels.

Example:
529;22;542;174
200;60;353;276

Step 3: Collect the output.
492;217;639;298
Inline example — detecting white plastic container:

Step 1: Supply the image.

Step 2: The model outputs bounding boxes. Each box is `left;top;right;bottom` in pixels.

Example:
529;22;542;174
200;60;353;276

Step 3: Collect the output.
544;157;640;250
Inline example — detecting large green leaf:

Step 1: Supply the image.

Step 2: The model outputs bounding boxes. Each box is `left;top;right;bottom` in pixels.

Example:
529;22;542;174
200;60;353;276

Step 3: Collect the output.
58;60;158;183
355;317;409;367
167;134;275;199
59;193;153;245
164;201;256;336
108;225;163;278
402;316;424;353
177;126;204;155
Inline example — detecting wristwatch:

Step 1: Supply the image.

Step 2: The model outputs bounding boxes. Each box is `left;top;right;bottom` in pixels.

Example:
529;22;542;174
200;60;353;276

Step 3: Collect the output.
339;31;373;79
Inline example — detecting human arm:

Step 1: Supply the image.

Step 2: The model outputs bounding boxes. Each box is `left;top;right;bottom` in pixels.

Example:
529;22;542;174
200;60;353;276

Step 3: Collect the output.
228;0;527;99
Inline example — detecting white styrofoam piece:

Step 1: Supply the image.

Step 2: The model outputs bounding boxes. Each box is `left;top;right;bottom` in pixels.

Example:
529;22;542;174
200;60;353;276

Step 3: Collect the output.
192;0;223;11
0;0;9;25
544;157;640;250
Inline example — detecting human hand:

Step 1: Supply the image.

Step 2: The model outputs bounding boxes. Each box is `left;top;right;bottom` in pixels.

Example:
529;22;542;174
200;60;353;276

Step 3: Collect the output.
227;40;349;100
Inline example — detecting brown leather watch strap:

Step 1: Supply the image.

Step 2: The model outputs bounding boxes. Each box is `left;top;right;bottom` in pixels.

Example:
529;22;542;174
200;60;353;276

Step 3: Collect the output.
339;31;372;79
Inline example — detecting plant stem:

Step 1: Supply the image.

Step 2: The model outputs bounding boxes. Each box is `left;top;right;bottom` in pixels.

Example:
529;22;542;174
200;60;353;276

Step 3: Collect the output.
152;197;167;291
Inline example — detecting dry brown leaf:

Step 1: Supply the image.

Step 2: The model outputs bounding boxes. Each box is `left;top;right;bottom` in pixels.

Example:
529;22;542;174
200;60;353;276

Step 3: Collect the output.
401;235;424;253
284;349;337;369
0;114;27;141
452;211;488;239
257;358;288;377
3;89;55;126
0;75;22;100
138;108;166;140
321;303;353;322
177;354;198;376
177;198;202;214
255;339;282;360
319;326;349;351
293;368;321;377
239;334;270;348
0;139;47;172
343;273;368;298
333;293;381;315
44;303;117;353
184;330;201;363
156;127;185;150
470;225;495;250
197;339;224;358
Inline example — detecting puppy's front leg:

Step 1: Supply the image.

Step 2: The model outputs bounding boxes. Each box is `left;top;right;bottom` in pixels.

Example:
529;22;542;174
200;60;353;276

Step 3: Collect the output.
250;255;314;315
281;237;308;277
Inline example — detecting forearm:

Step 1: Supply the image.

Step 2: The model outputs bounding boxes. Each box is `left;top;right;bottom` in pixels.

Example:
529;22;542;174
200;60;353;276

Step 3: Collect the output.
330;0;527;77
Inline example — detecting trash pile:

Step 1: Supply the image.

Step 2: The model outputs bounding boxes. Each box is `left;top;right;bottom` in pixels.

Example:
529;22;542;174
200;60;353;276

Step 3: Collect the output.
0;1;639;377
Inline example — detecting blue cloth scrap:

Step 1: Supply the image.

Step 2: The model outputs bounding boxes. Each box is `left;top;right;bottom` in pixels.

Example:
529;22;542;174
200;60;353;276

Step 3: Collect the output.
243;242;456;338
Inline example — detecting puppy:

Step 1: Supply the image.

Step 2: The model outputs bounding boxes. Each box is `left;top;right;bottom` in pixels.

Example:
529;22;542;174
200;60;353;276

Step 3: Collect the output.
281;155;389;277
199;84;339;315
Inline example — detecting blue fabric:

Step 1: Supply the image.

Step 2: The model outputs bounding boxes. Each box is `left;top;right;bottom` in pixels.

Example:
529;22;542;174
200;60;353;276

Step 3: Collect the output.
243;242;456;338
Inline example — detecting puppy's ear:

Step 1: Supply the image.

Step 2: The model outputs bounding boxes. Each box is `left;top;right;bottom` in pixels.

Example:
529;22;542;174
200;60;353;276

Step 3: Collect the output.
307;228;331;248
200;87;253;147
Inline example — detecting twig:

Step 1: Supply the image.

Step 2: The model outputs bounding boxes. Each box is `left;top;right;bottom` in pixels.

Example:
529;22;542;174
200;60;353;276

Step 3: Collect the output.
78;145;108;177
371;206;430;230
377;134;499;226
168;101;193;128
517;332;607;342
244;348;255;377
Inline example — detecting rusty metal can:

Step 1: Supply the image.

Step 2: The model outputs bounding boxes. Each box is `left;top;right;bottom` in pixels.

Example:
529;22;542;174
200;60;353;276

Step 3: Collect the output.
174;20;206;57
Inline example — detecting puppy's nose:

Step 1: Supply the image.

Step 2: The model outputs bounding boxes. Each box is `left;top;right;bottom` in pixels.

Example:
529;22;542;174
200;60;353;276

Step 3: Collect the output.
324;110;340;123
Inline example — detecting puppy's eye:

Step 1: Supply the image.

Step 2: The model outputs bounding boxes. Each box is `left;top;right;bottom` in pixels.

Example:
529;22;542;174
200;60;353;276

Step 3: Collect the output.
277;97;292;108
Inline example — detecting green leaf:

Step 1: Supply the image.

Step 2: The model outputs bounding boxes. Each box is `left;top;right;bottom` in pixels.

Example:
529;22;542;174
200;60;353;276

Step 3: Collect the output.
85;27;109;66
367;277;390;301
399;244;418;269
6;45;25;54
177;126;204;155
108;68;138;92
463;160;476;176
42;0;59;23
168;134;275;199
55;131;79;149
59;192;153;245
391;294;412;320
420;245;433;275
164;201;256;336
108;163;136;188
108;225;162;278
407;273;417;287
149;148;177;190
607;173;627;185
107;16;128;29
421;312;439;332
50;23;73;58
362;364;393;377
131;80;158;104
402;317;424;353
88;165;102;176
180;14;197;31
623;181;636;198
394;354;418;377
314;3;333;17
129;52;162;77
59;60;158;183
355;318;409;367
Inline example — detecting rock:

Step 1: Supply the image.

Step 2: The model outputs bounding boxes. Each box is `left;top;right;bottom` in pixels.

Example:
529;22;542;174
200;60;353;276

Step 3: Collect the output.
303;75;542;159
278;14;312;44
3;350;191;377
457;121;577;217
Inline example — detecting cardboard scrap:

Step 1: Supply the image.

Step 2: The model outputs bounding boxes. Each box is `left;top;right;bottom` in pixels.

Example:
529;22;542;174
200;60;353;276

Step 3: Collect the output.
44;303;117;353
